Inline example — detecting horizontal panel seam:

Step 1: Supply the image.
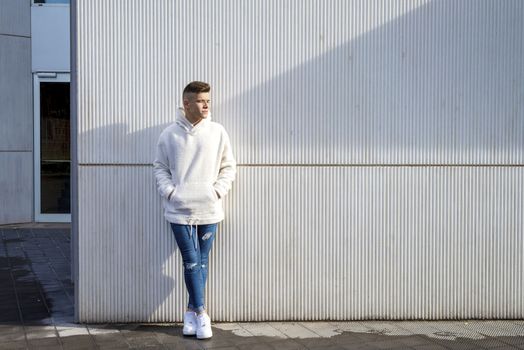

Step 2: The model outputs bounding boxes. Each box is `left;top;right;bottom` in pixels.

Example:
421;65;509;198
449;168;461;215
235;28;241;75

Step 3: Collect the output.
0;33;31;39
78;163;524;167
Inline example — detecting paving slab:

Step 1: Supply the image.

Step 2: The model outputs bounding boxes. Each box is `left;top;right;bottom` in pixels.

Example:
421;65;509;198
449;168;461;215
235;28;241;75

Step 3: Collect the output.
0;330;25;342
0;340;27;350
240;322;288;338
267;322;319;339
60;335;97;350
300;321;345;338
27;336;62;349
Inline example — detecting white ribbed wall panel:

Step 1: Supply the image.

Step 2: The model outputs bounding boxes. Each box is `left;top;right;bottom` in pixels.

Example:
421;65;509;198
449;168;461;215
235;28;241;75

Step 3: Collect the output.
78;166;183;322
74;0;524;322
77;166;523;322
75;0;524;165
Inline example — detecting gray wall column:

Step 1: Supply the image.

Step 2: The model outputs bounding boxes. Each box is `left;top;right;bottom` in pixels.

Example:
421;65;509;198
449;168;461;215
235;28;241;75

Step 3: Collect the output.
0;0;32;224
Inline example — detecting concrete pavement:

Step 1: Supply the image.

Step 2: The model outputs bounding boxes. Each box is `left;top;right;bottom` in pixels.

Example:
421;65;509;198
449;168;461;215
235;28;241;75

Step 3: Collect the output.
1;225;523;350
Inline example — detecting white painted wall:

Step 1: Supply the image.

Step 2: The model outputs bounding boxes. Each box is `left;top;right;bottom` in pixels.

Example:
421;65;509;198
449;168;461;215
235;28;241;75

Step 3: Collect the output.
73;0;524;321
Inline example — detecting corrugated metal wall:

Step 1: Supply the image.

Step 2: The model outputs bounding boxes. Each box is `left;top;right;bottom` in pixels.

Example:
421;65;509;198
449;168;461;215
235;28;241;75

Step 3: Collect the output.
73;0;524;321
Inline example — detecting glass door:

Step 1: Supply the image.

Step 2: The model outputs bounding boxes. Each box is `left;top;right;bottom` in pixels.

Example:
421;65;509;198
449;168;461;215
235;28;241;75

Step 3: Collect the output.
34;72;71;222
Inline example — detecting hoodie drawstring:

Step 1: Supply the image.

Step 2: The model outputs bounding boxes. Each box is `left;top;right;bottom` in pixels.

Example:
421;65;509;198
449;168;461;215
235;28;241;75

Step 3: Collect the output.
188;220;198;251
176;109;209;136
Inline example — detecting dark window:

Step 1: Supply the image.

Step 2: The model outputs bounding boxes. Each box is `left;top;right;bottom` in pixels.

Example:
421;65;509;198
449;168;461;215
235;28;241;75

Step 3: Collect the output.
40;82;70;214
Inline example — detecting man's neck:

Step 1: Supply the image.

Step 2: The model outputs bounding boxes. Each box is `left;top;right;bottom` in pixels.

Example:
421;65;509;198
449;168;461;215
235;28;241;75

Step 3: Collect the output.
185;113;202;126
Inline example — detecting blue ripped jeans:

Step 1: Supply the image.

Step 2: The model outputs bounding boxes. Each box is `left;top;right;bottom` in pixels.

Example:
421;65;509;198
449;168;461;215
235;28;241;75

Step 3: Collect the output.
170;223;217;313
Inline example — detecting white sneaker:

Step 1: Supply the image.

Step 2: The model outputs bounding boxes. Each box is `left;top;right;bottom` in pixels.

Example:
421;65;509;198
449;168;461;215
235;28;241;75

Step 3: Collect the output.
183;311;197;336
196;313;213;339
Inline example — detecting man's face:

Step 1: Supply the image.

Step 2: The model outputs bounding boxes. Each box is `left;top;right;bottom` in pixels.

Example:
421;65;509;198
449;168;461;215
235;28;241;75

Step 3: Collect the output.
183;92;210;120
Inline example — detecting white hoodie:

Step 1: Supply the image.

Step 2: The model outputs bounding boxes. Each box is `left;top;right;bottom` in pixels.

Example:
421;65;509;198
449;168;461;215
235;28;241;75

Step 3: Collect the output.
153;110;236;225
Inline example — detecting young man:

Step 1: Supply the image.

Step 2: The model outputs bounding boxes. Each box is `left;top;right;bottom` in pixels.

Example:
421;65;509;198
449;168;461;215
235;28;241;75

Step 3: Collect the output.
153;81;236;339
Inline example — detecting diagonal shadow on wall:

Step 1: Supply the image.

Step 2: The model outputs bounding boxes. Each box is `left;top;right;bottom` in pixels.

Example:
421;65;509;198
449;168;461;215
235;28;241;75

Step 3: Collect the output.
75;0;524;322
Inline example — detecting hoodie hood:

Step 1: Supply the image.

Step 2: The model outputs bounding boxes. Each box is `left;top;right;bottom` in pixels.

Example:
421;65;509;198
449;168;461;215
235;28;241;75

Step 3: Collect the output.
175;107;212;135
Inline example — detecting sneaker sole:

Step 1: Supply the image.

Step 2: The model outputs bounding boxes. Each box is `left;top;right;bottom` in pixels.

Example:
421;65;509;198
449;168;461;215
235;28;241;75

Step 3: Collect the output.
183;328;196;336
196;330;213;340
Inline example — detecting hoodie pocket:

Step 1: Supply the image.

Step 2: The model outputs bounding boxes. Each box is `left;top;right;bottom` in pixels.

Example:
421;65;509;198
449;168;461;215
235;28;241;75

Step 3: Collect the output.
171;182;217;212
